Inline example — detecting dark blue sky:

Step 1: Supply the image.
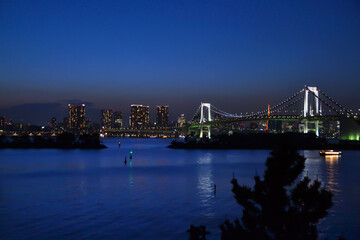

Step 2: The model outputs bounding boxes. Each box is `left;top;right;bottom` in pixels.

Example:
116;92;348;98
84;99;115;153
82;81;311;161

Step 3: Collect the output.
1;0;360;124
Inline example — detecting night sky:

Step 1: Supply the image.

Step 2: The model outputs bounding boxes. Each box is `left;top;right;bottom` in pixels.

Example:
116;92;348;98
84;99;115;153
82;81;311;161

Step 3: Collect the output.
1;0;360;125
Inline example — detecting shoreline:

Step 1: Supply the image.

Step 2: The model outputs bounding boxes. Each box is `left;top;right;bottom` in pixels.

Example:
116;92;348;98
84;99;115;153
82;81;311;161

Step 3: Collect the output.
0;145;107;149
168;133;360;150
0;133;107;149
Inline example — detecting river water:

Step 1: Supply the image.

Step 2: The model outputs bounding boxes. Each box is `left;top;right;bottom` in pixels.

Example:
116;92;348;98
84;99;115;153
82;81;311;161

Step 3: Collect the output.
0;138;359;239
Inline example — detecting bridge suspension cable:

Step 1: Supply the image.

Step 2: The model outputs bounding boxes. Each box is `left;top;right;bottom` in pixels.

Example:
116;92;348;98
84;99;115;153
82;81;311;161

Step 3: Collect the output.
242;88;305;117
211;105;241;117
317;88;352;115
307;89;351;116
259;88;305;116
190;105;201;122
270;96;304;115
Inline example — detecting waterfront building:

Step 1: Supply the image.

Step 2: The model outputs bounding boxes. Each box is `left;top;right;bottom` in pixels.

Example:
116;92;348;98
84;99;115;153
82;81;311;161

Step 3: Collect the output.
16;121;24;133
68;104;86;133
113;111;123;129
268;120;282;132
177;114;186;127
84;119;96;134
156;106;169;128
5;119;14;132
63;117;69;131
101;109;113;129
0;116;4;131
50;117;57;130
130;104;149;129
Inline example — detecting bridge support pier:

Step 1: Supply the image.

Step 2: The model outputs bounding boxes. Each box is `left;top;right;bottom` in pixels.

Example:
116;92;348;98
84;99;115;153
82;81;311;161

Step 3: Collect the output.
199;125;211;139
300;120;320;136
315;120;319;136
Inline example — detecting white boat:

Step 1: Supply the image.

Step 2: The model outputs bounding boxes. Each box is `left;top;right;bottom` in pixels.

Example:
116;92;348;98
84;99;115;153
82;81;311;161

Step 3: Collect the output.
320;150;342;156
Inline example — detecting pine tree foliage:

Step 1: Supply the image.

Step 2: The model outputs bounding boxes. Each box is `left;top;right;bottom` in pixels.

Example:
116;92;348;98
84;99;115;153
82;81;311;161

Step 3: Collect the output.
220;146;333;240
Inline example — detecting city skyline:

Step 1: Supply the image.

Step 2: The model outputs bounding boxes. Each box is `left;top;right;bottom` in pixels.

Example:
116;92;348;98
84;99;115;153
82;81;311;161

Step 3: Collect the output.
1;1;360;124
0;103;176;127
1;85;358;140
1;88;360;126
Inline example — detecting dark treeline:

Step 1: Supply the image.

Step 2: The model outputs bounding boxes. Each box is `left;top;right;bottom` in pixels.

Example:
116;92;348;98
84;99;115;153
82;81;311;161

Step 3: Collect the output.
169;132;360;150
0;133;106;149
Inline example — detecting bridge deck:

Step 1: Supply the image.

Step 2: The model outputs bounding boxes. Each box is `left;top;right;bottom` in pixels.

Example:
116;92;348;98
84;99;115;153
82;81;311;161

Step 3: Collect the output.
190;115;345;126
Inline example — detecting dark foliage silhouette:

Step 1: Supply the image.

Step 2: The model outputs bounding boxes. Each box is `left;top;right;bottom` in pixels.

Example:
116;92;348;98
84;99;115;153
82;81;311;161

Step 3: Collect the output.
188;145;336;240
187;225;210;240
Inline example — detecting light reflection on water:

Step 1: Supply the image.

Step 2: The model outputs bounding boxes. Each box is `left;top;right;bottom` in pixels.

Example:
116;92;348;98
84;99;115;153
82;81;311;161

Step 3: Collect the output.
324;155;341;195
303;150;359;239
129;170;134;188
303;151;341;199
197;153;215;217
323;155;343;231
0;139;359;240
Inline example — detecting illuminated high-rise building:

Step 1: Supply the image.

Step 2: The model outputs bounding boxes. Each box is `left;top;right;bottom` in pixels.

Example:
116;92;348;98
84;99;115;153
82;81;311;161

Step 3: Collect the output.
177;114;186;127
68;104;86;133
112;111;123;129
130;104;149;129
101;109;113;129
156;106;169;128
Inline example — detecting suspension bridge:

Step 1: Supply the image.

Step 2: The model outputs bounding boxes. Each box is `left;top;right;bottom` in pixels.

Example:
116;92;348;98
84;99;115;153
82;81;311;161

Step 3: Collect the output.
189;86;360;140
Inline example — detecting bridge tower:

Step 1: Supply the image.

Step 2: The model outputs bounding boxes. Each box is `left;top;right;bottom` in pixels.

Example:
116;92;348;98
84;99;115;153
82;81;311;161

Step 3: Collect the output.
200;103;212;123
304;86;321;117
199;103;212;138
302;86;321;136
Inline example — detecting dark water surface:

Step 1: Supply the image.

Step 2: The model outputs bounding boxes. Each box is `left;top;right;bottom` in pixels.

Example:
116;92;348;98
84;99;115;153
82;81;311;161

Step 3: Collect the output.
0;138;359;239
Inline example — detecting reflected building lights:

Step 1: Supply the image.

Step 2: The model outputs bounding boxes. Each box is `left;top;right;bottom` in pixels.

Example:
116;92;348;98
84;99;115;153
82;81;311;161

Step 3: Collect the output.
325;155;341;195
129;172;134;188
197;153;215;217
303;151;341;207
